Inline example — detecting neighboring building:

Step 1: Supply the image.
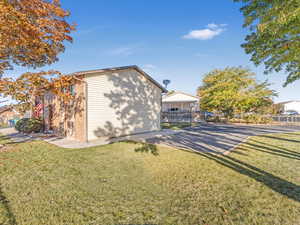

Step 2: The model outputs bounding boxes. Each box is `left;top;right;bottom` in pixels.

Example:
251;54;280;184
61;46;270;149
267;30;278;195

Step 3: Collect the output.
0;106;20;126
162;91;200;112
41;65;166;142
277;100;300;114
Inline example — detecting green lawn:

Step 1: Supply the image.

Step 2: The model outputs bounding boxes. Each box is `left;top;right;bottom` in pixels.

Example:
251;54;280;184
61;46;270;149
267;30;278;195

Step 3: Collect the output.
0;132;299;225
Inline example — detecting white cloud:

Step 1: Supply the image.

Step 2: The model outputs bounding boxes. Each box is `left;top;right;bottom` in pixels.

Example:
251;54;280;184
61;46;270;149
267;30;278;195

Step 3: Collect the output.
207;23;219;29
183;23;227;40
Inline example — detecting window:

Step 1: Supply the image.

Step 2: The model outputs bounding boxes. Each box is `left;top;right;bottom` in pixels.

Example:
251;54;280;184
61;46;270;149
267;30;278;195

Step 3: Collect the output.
70;85;75;96
169;108;179;112
61;85;75;96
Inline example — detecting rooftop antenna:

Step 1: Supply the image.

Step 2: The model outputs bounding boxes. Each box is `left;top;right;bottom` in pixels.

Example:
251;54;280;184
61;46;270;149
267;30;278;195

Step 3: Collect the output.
163;79;171;89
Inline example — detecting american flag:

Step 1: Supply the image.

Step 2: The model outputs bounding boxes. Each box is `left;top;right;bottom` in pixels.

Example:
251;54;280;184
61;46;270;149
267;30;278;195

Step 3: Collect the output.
34;102;43;118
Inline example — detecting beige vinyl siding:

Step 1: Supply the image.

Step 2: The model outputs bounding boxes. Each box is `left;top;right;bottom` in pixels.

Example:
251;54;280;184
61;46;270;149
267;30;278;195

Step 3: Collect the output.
85;69;162;141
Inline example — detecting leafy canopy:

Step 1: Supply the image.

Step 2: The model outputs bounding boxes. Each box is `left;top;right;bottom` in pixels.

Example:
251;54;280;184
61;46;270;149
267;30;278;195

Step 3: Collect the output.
234;0;300;86
0;71;75;113
0;0;74;75
198;67;277;117
0;0;75;110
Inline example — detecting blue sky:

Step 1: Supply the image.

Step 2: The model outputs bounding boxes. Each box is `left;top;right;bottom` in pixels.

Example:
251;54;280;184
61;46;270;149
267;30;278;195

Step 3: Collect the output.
5;0;299;103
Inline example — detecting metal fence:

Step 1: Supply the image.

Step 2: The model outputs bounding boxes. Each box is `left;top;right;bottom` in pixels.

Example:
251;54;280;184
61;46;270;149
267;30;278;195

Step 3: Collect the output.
161;112;203;123
162;112;300;124
271;115;300;123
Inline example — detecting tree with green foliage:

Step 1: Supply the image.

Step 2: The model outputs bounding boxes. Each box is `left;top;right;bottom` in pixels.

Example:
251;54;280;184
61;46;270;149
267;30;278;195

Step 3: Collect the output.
198;67;277;118
234;0;300;86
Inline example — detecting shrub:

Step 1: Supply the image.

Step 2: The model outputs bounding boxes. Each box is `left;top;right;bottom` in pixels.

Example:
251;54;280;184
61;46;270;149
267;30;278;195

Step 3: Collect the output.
15;118;43;133
229;114;272;124
244;114;272;124
206;116;227;123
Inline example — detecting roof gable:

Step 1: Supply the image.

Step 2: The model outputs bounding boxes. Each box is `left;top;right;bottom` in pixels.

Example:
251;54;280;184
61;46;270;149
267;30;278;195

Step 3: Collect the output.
73;65;167;92
163;91;199;103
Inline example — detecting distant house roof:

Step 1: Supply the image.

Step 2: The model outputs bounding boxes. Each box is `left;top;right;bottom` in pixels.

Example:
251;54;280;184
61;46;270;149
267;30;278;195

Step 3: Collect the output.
276;100;300;105
72;65;167;92
162;91;199;103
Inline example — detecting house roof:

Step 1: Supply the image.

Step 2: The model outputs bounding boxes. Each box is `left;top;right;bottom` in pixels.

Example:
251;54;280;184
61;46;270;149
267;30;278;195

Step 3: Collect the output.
162;91;199;103
276;100;300;105
72;65;167;92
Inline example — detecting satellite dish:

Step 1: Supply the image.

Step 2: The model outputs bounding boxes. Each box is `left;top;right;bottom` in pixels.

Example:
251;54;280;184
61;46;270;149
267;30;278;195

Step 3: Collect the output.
163;79;171;89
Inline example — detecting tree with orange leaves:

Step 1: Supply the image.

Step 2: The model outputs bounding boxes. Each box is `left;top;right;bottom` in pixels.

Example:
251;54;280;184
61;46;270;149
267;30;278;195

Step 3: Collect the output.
0;0;74;75
0;71;75;113
0;0;75;113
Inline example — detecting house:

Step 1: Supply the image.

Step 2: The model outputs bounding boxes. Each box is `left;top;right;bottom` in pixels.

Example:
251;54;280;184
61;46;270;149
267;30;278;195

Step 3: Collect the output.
162;91;200;112
41;65;167;142
0;106;20;126
276;100;300;114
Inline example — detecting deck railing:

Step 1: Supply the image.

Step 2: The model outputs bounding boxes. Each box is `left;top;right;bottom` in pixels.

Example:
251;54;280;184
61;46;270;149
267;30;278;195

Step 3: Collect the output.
161;111;203;123
162;112;300;124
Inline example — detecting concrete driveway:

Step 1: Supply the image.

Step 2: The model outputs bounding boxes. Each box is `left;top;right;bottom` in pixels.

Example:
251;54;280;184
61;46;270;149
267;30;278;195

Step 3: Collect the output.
1;124;299;152
147;123;300;154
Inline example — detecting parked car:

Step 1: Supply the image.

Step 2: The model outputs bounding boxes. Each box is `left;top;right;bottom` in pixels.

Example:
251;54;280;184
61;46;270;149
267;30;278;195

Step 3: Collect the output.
204;112;215;117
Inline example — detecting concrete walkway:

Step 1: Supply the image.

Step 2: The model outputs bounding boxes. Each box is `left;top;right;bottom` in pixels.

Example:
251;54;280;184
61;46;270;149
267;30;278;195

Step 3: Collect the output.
42;129;179;148
0;127;179;148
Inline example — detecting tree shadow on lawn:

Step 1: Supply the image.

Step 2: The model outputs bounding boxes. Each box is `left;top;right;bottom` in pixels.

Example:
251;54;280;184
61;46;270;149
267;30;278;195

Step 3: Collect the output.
152;126;300;202
259;134;300;143
121;140;159;156
251;138;300;155
147;127;300;202
0;184;17;225
240;141;300;161
188;150;300;203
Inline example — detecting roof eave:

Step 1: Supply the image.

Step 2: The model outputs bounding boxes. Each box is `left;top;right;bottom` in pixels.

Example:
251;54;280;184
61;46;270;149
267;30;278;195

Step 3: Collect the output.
162;100;199;103
72;65;167;93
